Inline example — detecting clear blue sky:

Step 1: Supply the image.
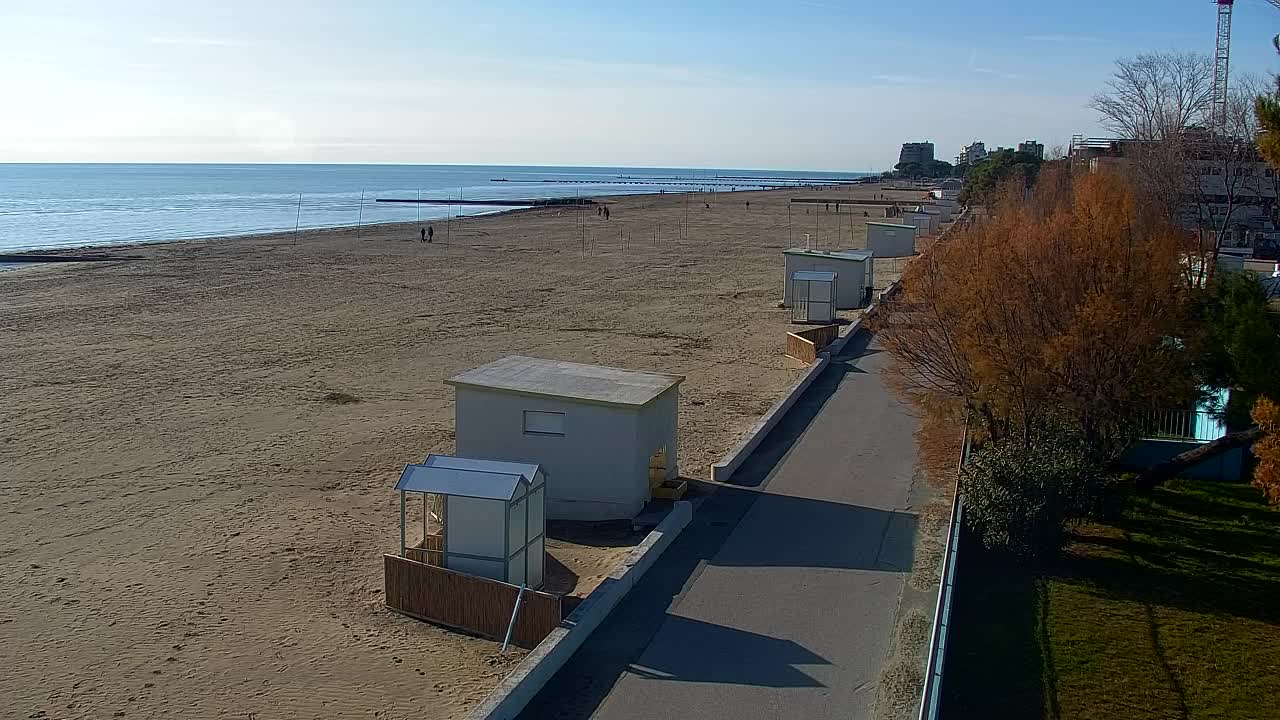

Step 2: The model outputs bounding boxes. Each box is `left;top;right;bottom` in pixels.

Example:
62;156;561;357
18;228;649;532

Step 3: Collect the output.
2;0;1278;170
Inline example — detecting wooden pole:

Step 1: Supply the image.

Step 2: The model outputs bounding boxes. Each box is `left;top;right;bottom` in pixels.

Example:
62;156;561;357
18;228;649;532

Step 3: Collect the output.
417;188;421;225
356;189;365;241
787;203;793;248
293;192;302;245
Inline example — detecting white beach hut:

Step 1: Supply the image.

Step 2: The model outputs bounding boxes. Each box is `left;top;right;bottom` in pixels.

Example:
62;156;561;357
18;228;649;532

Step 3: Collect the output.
903;211;935;236
395;455;546;588
923;204;951;222
782;248;874;309
448;356;683;521
866;222;917;257
789;270;838;324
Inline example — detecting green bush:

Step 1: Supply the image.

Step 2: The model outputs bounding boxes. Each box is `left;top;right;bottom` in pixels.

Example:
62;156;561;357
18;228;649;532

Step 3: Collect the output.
961;429;1110;561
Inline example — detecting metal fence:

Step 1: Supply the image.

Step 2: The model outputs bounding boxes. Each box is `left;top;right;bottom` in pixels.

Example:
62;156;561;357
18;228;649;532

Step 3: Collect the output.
915;407;1225;719
918;423;971;720
1141;409;1226;443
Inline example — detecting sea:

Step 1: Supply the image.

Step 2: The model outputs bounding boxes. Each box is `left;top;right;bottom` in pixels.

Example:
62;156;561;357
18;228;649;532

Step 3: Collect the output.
0;164;870;254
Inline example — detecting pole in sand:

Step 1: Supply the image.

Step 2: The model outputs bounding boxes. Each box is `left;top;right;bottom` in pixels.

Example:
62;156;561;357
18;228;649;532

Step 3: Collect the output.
357;189;366;241
293;192;302;245
684;191;689;239
787;202;793;248
417;188;421;226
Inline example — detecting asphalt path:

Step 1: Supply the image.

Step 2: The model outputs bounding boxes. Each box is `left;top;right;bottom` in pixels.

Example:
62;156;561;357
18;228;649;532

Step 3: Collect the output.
519;331;920;720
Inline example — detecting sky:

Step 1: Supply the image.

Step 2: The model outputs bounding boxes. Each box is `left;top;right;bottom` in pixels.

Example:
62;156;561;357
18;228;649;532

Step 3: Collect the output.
2;0;1279;171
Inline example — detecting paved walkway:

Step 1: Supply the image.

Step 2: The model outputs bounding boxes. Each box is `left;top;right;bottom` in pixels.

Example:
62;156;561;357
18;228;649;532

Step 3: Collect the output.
519;331;921;720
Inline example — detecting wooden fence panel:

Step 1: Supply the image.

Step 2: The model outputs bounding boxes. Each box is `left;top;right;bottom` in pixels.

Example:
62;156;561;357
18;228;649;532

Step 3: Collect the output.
406;534;444;566
384;554;562;649
786;333;817;363
798;324;839;348
785;324;838;363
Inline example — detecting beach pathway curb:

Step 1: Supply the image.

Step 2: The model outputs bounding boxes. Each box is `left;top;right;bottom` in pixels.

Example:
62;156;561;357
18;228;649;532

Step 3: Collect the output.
463;500;694;720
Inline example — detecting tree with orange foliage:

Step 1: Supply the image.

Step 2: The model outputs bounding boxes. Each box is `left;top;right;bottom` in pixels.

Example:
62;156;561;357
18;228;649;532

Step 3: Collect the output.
1251;397;1280;505
878;168;1209;555
879;168;1196;455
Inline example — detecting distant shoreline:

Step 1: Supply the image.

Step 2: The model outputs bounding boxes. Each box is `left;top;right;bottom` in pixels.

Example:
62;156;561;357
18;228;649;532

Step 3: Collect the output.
0;203;541;261
1;181;874;260
0;163;877;256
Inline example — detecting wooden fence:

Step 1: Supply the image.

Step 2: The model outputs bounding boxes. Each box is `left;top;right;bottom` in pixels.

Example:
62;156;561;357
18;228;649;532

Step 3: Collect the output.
406;533;444;566
785;324;839;363
384;554;562;648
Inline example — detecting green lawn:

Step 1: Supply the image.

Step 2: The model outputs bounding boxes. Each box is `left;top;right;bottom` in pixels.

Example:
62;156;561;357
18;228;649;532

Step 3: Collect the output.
942;479;1280;719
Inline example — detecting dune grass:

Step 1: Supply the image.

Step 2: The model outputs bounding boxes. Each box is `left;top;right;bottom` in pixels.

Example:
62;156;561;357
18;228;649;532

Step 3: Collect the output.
942;479;1280;719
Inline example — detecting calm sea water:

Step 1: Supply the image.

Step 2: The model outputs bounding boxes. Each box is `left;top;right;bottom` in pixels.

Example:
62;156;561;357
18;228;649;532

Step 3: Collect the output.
0;164;867;253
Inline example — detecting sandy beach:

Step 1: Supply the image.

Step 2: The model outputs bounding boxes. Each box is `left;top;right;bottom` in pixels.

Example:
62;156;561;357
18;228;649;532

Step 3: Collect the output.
0;183;930;719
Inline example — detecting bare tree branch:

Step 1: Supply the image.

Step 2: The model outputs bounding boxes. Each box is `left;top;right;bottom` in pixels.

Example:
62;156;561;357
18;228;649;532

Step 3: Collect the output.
1089;52;1214;141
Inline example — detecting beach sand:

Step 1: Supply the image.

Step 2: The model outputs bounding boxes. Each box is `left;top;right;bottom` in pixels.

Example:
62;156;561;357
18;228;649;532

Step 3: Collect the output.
0;183;931;719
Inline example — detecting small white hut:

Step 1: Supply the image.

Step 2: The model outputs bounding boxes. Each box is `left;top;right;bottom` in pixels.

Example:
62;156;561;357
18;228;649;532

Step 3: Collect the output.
923;204;951;222
395;455;546;588
789;270;838;324
866;222;917;257
448;357;682;521
903;211;935;236
782;248;874;309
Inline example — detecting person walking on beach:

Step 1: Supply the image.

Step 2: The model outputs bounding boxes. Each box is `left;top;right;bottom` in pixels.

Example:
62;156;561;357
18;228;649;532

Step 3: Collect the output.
745;200;750;209
420;228;426;243
427;225;434;243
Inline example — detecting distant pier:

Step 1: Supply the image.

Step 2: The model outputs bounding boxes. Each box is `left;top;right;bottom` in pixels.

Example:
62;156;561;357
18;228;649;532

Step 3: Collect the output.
375;197;593;206
480;178;846;189
0;253;139;264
